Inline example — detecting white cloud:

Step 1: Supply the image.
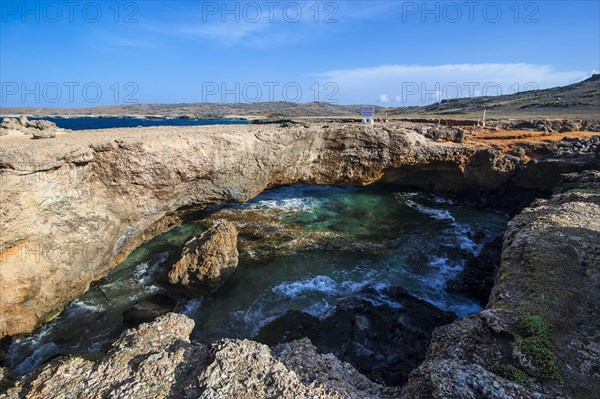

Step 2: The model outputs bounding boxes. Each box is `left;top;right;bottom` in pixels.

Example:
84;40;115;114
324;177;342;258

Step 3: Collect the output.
379;94;390;103
314;63;592;105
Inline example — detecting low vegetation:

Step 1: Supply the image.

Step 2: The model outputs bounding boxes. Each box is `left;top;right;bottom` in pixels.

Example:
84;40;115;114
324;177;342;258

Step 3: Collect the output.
516;314;560;381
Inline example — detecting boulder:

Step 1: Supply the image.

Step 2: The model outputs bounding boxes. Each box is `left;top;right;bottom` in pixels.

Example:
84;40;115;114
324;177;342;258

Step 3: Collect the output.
26;119;57;131
0;118;24;135
168;220;239;296
0;117;64;137
31;131;56;139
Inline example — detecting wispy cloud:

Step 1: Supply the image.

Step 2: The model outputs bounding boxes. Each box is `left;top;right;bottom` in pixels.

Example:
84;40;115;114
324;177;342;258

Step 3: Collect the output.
139;1;399;47
178;21;271;45
314;63;593;105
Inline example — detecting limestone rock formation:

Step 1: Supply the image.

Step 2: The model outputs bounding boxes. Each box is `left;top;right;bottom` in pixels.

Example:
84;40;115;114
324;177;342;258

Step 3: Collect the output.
0;123;597;337
399;171;600;399
168;220;239;295
0;120;599;399
0;313;398;399
0;117;66;137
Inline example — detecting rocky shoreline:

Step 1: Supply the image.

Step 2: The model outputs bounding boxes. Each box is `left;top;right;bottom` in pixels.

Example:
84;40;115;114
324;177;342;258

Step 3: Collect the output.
2;170;598;398
1;121;599;398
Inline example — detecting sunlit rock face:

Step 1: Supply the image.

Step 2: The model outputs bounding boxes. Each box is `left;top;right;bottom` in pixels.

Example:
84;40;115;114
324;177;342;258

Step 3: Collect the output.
0;122;597;337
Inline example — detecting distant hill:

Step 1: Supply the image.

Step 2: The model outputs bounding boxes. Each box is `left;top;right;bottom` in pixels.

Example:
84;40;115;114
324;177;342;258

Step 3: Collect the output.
1;75;598;119
386;74;600;117
0;101;386;119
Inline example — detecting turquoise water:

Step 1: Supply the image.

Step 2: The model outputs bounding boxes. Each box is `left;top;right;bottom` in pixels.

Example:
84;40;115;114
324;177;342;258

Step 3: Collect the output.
5;185;508;376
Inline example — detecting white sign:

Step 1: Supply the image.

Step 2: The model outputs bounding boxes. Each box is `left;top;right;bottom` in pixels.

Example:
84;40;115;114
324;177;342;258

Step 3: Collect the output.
361;106;375;125
361;107;375;118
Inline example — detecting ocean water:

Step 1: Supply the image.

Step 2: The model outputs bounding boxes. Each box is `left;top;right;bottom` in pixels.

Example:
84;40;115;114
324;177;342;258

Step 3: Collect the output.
4;185;508;376
31;117;248;130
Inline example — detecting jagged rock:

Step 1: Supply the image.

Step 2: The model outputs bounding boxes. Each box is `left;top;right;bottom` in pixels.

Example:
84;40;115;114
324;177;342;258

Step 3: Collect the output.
422;126;465;143
168;220;239;296
400;359;548;399
400;172;600;399
0;118;24;136
0;313;397;399
273;338;400;398
0;117;65;137
26;120;57;131
447;236;503;305
257;286;456;386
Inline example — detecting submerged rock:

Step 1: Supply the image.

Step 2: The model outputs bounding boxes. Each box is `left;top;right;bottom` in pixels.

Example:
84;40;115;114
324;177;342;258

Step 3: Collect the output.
122;293;178;327
256;286;456;386
447;236;503;306
168;220;239;296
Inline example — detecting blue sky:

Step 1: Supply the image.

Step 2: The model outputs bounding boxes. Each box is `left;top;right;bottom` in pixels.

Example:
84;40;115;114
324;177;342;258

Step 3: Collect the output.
1;0;599;107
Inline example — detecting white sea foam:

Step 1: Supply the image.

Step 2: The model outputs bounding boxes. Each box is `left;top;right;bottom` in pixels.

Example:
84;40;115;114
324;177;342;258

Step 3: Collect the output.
402;195;482;255
247;197;319;212
424;256;463;290
133;251;169;285
272;275;369;299
450;222;480;255
181;298;203;316
70;299;105;314
431;195;456;205
12;342;58;376
404;199;456;221
127;284;161;302
356;284;403;309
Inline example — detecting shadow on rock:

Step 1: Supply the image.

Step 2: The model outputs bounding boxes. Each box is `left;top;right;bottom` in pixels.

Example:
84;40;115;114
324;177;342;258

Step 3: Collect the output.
255;286;456;386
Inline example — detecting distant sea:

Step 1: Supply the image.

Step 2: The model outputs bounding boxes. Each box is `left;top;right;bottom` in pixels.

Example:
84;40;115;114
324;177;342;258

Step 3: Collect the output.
31;117;248;131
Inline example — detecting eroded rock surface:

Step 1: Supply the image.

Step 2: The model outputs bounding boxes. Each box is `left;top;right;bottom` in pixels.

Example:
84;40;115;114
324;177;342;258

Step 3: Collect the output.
168;220;239;296
0;313;398;399
0;117;66;137
0;123;597;337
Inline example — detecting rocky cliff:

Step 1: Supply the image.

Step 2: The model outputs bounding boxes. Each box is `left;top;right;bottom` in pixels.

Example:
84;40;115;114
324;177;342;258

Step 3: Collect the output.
1;122;597;338
2;170;597;399
0;122;599;398
400;170;600;398
0;313;399;399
